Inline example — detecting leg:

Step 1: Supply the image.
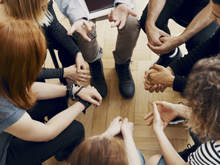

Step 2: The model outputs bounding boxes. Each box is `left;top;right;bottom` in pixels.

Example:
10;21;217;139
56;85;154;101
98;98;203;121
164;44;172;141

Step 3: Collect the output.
6;120;84;165
139;0;185;67
114;14;140;98
72;23;107;98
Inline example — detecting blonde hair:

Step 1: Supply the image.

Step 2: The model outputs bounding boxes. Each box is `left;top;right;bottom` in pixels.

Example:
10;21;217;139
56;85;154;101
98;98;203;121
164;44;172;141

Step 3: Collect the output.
185;55;220;142
0;19;46;109
68;136;128;165
1;0;52;26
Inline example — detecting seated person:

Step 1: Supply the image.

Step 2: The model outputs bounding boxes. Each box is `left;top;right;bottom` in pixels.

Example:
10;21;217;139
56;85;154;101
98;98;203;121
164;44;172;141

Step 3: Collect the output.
140;0;218;67
0;0;91;85
144;0;220;93
67;117;145;165
0;19;102;165
56;0;140;99
144;56;220;164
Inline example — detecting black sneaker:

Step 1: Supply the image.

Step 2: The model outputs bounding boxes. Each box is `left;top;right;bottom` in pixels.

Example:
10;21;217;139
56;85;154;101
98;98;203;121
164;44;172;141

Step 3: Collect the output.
154;48;182;67
178;144;197;162
169;116;185;125
115;59;135;99
89;59;107;98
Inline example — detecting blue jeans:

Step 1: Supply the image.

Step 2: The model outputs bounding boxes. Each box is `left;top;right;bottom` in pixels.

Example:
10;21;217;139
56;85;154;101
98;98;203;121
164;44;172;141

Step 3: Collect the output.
157;156;167;165
137;149;146;165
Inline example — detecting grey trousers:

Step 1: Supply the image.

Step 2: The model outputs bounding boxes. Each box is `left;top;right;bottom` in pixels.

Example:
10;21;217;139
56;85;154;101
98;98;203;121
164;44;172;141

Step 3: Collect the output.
72;14;140;64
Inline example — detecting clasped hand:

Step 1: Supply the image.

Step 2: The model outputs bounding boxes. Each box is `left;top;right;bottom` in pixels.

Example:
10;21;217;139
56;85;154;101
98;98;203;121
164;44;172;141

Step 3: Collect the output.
102;116;134;139
144;64;175;93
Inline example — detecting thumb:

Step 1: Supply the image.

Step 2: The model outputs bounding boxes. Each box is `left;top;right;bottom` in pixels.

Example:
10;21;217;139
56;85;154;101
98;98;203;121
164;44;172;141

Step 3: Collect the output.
76;64;81;72
151;102;160;119
128;9;137;17
151;64;164;71
67;25;76;35
160;31;170;37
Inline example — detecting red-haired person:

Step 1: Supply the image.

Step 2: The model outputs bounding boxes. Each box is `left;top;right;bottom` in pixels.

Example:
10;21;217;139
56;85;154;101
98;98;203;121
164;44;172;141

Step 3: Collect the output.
145;56;220;164
68;117;145;165
0;19;102;165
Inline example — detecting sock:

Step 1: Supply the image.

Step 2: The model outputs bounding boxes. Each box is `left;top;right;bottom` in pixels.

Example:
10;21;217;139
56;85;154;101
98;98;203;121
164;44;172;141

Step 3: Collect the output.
169;48;178;58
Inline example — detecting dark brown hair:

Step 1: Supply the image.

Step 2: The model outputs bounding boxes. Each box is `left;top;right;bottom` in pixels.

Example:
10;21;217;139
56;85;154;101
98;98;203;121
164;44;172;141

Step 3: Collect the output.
68;136;128;165
0;19;46;109
185;55;220;142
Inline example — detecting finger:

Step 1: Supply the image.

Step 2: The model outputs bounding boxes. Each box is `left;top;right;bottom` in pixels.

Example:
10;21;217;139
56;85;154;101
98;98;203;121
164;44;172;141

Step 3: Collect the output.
93;92;103;104
149;84;158;93
144;111;153;120
155;84;160;93
76;64;81;72
128;9;137;17
123;118;128;123
87;97;100;106
110;9;115;20
152;102;160;119
79;73;91;78
147;118;154;126
75;81;81;86
147;43;163;53
81;32;91;42
67;25;76;35
151;64;164;71
111;20;120;28
160;31;170;37
118;19;126;30
83;20;92;32
108;14;113;22
160;85;165;92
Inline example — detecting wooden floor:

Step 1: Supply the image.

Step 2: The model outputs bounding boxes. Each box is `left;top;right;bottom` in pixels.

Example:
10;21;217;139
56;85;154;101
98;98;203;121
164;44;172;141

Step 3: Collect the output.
43;1;193;164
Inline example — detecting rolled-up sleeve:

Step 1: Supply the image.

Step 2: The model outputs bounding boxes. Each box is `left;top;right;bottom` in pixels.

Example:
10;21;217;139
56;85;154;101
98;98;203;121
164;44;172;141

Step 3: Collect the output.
55;0;88;23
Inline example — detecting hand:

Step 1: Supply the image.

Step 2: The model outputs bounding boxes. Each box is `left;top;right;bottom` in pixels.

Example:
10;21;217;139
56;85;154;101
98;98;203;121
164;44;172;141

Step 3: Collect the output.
145;64;175;88
63;65;91;86
144;102;169;133
147;36;181;55
145;24;170;48
103;116;123;138
108;4;137;29
121;118;134;139
67;19;95;42
75;52;87;72
77;85;102;106
144;101;178;131
144;69;165;93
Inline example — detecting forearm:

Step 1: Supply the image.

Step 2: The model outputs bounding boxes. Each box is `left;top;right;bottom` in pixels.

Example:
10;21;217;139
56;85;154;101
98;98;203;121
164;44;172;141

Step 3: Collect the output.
177;2;212;44
146;0;166;27
174;104;191;119
37;68;64;81
155;130;186;165
32;82;66;100
45;102;84;141
124;134;142;165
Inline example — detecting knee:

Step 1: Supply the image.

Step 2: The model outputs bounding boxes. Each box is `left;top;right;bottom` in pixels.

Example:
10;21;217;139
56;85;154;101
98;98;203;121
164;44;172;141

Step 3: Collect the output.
73;120;85;138
145;154;161;165
119;15;140;35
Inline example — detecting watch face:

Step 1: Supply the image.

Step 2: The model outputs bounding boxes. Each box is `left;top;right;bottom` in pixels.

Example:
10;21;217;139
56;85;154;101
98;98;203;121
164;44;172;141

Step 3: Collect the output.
85;0;114;13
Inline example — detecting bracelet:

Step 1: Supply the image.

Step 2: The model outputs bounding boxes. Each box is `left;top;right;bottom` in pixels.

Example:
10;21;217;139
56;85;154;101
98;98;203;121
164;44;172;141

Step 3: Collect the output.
66;85;71;98
75;85;84;96
77;97;92;114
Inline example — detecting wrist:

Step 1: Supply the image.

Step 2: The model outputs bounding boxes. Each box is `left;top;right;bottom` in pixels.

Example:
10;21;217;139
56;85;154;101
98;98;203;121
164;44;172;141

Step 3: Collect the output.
167;75;175;88
166;66;175;76
63;67;69;78
102;130;114;138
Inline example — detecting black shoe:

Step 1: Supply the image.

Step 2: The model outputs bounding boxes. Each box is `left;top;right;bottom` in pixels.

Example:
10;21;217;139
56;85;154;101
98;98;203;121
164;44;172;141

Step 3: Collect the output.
169;116;185;124
154;48;182;67
178;144;197;162
115;59;135;99
89;59;107;98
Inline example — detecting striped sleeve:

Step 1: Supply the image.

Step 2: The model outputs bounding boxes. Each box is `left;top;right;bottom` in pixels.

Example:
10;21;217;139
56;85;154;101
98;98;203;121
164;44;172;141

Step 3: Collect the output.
188;141;220;165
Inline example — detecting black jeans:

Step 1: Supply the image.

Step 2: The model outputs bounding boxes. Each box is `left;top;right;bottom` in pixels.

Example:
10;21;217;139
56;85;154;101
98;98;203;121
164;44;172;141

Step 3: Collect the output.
140;0;219;54
6;97;85;165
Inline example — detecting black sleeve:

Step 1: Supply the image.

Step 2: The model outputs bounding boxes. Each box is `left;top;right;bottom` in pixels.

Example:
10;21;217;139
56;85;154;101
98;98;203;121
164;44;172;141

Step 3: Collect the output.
44;0;80;59
169;28;220;77
36;68;64;81
172;75;188;93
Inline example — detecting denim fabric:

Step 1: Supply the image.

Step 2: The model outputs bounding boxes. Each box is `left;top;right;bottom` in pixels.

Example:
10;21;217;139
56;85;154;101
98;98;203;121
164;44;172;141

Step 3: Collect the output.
137;149;146;165
157;156;167;165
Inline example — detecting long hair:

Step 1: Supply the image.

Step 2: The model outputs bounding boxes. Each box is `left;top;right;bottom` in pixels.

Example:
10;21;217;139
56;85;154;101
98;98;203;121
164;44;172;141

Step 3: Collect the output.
1;0;51;26
185;55;220;142
68;136;129;165
0;19;46;110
